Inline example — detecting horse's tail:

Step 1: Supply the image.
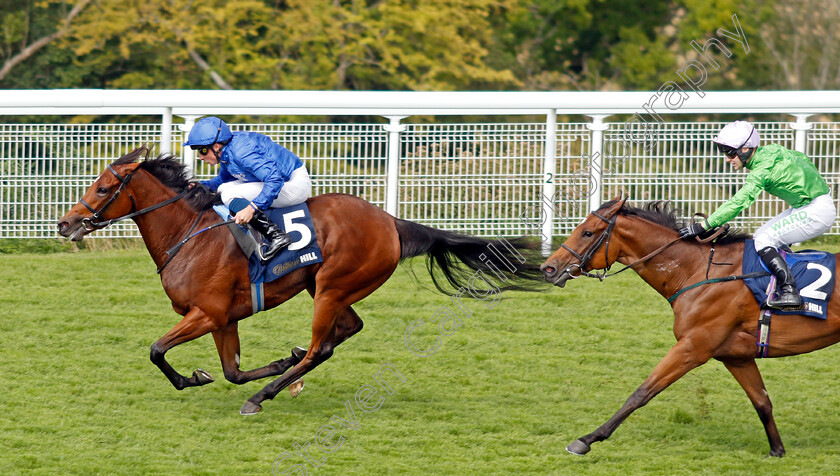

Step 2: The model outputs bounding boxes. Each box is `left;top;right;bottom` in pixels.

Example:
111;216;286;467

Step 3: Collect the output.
393;218;547;293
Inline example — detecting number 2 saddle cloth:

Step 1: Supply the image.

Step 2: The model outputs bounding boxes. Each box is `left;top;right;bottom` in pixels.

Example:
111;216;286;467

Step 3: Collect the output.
213;202;323;313
742;239;835;319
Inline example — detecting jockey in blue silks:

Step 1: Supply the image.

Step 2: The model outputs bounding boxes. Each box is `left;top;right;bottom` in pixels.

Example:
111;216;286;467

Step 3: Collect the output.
184;116;312;261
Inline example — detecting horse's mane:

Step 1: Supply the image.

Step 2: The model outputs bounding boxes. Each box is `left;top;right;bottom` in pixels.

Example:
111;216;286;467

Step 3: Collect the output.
598;198;752;244
113;148;219;211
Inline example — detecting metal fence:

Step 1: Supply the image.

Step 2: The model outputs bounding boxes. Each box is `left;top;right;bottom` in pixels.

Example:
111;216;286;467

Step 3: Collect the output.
2;118;840;242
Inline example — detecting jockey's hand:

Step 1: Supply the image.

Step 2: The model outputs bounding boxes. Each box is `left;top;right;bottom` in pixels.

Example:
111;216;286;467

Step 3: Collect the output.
234;204;256;225
678;222;706;240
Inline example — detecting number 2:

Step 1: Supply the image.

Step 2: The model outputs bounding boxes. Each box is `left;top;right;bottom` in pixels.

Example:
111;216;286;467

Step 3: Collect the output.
801;263;832;301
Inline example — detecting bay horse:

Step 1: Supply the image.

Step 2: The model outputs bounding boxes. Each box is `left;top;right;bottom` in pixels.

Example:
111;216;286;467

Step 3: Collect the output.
540;197;840;457
57;147;544;415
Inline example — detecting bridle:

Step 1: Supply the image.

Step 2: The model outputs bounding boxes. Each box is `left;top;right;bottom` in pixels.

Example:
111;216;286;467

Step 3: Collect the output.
559;210;619;280
558;208;717;282
78;164;187;231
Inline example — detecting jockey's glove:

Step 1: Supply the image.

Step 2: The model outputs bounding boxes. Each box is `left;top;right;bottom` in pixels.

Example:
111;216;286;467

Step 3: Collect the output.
678;222;706;239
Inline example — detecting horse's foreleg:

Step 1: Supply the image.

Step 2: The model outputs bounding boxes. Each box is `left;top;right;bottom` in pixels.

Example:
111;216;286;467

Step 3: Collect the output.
720;358;785;457
150;306;221;390
567;338;710;455
239;303;364;415
211;322;305;384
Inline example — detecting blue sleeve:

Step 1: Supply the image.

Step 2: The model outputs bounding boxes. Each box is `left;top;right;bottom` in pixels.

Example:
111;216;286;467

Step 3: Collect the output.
200;176;222;192
241;148;285;210
199;165;233;192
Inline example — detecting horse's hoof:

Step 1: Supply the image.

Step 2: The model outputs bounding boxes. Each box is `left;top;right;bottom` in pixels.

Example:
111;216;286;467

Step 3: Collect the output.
289;379;305;398
566;439;591;455
240;401;262;415
291;346;307;361
193;369;215;385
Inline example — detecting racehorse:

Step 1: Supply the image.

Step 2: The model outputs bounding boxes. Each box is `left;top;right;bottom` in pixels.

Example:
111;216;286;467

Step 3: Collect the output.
57;147;544;415
540;197;840;457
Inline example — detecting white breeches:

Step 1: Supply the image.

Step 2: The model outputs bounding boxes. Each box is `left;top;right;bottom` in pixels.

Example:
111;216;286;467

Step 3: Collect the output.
217;166;312;208
753;194;836;251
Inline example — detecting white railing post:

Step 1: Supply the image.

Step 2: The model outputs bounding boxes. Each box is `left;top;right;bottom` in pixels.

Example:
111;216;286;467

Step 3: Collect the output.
383;115;408;217
178;115;199;175
587;115;610;212
541;109;557;256
790;114;813;154
160;107;173;154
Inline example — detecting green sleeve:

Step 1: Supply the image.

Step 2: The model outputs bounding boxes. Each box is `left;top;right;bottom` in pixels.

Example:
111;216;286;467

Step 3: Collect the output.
706;172;767;228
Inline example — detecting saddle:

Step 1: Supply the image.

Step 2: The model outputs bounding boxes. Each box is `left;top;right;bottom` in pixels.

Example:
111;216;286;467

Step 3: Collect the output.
212;202;323;313
742;239;835;319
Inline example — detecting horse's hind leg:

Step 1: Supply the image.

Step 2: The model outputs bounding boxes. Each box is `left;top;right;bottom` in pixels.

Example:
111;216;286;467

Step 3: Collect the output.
239;303;363;415
720;358;785;457
211;322;306;385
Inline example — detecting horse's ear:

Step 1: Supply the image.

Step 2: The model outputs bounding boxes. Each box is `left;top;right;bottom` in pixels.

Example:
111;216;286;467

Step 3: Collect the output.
603;195;628;216
113;146;149;166
616;195;628;209
117;146;149;164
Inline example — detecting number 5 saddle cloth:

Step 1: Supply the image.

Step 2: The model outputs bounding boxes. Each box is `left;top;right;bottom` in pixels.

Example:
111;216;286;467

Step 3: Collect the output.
213;202;323;313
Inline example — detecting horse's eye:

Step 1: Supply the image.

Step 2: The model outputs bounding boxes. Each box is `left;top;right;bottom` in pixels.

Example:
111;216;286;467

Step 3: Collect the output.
583;230;594;237
96;187;108;194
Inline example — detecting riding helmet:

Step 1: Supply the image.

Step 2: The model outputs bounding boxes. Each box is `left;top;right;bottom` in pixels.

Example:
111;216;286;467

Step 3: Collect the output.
183;117;233;147
713;120;760;150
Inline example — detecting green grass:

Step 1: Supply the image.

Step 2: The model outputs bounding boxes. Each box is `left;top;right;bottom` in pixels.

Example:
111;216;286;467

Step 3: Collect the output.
3;247;840;475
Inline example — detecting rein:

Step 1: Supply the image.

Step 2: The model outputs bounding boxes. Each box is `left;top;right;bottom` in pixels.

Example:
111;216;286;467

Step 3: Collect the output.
156;212;235;274
561;209;763;302
77;164;230;273
560;211;730;281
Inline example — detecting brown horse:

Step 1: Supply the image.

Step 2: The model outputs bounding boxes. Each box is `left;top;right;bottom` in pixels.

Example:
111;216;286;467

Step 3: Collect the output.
57;147;543;415
540;197;840;457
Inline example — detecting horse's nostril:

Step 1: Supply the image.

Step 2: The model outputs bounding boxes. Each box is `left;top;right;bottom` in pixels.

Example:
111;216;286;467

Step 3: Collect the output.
544;266;556;276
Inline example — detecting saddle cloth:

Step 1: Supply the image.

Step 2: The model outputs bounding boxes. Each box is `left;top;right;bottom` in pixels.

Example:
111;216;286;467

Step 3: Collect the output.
213;202;323;313
742;239;835;319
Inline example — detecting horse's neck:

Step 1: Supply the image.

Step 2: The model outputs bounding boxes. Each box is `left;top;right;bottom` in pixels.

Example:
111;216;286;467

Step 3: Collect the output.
129;180;206;267
615;219;728;299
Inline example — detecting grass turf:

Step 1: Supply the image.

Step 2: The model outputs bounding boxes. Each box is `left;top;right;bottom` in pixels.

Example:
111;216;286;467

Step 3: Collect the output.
2;247;840;475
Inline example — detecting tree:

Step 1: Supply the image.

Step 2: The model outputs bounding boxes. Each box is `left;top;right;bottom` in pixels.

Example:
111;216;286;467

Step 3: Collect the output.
0;0;92;85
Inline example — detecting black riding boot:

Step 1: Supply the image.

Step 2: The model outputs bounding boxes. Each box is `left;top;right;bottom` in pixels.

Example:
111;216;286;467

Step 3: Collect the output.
249;208;292;261
758;246;802;308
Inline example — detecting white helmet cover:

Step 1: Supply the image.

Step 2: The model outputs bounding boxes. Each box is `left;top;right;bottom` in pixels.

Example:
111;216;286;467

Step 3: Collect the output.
713;120;760;148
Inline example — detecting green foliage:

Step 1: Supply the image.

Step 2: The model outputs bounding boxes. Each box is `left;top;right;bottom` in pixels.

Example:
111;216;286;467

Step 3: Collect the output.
0;0;838;104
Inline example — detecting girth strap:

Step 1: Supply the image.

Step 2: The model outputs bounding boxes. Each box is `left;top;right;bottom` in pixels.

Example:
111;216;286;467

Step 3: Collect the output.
667;271;770;304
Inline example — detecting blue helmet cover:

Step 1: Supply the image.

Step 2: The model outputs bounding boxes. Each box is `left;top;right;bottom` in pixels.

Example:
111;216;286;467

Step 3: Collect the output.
183;117;233;146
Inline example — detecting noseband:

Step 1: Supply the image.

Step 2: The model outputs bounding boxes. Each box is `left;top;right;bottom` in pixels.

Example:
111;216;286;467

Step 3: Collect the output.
78;165;187;231
560;211;617;280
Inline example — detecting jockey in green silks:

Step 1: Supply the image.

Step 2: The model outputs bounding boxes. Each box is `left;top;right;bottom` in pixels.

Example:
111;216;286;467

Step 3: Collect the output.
678;120;836;309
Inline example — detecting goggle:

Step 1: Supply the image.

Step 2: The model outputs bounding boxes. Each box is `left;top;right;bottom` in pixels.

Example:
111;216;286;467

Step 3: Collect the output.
191;145;210;156
716;125;756;158
715;143;738;157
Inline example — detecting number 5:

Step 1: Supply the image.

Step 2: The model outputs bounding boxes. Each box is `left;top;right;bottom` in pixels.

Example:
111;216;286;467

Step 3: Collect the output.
282;210;312;251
